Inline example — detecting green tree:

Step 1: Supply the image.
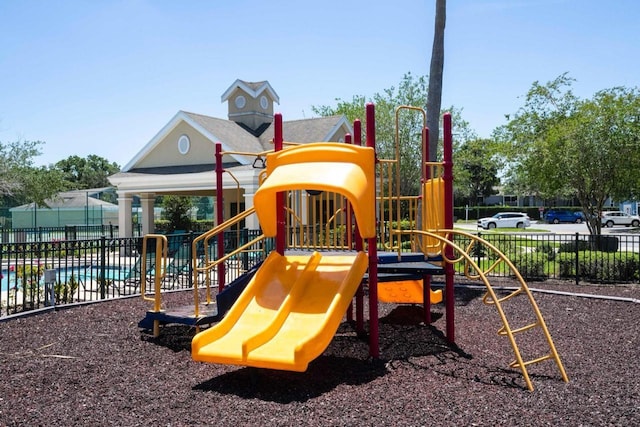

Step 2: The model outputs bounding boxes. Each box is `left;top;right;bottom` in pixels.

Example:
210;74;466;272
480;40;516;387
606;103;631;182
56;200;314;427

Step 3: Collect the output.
1;139;42;197
162;196;193;232
313;73;467;196
55;154;120;190
0;139;66;206
496;74;640;234
454;138;501;205
196;196;213;220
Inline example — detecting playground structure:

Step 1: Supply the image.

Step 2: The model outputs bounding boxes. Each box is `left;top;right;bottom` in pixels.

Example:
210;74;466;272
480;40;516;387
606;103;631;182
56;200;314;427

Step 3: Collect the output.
139;103;568;391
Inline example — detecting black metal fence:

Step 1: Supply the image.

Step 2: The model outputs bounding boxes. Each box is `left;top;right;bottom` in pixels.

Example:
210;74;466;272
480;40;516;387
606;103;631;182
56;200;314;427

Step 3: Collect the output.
454;232;640;285
1;229;638;319
0;224;144;243
0;229;268;318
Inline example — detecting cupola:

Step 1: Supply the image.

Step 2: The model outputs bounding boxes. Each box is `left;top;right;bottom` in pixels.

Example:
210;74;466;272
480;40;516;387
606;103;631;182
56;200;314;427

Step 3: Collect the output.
221;79;280;134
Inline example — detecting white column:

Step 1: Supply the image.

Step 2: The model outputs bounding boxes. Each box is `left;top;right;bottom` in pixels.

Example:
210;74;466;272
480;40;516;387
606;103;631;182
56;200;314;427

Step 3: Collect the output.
117;193;133;237
243;192;260;230
140;193;156;235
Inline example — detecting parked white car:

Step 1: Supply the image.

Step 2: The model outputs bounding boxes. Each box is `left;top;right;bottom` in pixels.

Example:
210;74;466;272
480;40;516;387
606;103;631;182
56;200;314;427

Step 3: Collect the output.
601;211;640;227
477;212;531;229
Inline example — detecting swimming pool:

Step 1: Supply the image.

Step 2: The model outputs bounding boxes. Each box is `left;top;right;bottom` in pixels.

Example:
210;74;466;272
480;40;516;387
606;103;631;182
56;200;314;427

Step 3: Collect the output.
1;265;130;292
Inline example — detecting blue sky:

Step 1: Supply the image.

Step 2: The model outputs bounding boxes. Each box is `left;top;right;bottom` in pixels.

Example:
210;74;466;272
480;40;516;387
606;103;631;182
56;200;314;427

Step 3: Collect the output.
1;0;638;167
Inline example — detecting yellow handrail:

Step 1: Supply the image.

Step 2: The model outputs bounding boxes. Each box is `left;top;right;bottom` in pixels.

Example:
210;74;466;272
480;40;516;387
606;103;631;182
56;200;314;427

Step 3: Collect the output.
191;207;263;317
139;234;168;337
140;234;168;307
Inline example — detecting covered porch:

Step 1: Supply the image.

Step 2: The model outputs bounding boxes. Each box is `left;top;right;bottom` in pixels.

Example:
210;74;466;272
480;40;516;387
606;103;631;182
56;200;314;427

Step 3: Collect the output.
109;164;262;237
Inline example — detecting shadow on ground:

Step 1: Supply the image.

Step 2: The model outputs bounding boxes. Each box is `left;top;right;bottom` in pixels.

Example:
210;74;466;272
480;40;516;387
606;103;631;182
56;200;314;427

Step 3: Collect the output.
140;324;196;352
142;303;509;396
193;356;388;403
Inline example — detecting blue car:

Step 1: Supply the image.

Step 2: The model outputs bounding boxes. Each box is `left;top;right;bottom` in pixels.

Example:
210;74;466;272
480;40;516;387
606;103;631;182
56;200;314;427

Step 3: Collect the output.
544;209;584;224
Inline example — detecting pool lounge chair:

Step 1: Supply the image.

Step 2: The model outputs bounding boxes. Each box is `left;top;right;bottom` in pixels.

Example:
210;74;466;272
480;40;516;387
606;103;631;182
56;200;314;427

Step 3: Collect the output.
164;243;193;288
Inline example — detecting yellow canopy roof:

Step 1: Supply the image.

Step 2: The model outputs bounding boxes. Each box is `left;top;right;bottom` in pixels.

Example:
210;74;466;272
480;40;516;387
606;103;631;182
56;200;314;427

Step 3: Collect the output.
254;143;376;238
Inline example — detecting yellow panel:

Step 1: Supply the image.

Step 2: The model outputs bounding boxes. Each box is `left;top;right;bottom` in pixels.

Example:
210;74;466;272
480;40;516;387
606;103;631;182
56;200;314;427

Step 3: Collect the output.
254;143;376;238
422;178;446;256
377;280;443;304
191;251;369;371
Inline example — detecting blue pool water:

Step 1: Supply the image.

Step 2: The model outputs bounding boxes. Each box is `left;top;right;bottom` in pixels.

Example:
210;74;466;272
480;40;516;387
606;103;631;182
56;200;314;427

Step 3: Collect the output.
1;266;129;292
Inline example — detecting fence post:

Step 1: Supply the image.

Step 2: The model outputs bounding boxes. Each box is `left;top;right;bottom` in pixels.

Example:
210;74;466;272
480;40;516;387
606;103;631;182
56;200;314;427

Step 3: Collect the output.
574;232;580;286
477;231;482;269
0;242;3;315
188;231;194;288
637;234;640;285
100;235;107;299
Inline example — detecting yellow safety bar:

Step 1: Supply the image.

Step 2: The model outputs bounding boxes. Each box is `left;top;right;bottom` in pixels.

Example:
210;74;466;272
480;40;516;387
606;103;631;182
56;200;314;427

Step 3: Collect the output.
140;234;168;337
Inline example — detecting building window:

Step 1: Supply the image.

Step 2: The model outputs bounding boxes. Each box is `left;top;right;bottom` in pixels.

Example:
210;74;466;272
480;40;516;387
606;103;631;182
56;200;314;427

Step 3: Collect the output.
235;95;246;109
178;134;190;155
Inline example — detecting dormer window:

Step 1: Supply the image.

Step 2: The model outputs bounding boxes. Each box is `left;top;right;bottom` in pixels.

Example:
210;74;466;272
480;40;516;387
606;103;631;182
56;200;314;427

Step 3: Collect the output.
260;95;268;110
235;95;246;109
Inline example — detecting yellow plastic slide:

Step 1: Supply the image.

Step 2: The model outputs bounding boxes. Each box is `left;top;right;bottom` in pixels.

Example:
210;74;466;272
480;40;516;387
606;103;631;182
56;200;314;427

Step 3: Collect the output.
191;250;368;371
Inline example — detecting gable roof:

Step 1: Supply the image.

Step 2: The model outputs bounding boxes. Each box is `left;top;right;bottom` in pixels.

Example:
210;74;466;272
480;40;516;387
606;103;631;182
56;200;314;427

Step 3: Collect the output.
258;116;351;150
11;189;117;210
121;112;351;172
221;79;280;104
121;110;262;172
183;112;266;153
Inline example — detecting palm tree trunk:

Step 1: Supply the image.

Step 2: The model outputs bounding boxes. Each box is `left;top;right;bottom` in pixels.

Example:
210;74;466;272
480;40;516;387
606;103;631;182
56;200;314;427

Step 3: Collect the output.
427;0;446;162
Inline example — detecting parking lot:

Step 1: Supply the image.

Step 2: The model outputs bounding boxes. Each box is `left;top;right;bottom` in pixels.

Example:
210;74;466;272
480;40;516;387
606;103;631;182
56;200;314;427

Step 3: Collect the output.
457;220;638;235
456;220;640;253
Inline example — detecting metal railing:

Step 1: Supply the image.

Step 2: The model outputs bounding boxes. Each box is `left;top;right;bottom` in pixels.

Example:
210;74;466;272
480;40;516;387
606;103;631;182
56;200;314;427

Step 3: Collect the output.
452;232;640;284
0;229;266;318
2;227;638;319
0;224;143;243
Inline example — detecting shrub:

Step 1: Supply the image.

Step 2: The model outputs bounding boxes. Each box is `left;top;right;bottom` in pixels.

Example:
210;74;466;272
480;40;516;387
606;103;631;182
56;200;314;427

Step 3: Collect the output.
16;264;47;300
536;242;556;261
558;239;590;253
485;238;521;261
510;254;548;280
557;251;640;282
54;274;80;304
557;253;576;278
162;196;193;232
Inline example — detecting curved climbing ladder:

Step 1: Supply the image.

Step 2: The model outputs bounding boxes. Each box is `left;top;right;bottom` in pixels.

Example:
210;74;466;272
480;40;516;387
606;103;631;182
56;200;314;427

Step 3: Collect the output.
410;229;569;391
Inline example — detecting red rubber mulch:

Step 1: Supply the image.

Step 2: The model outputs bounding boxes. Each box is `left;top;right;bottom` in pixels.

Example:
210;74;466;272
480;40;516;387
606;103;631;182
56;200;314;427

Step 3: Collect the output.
0;279;638;426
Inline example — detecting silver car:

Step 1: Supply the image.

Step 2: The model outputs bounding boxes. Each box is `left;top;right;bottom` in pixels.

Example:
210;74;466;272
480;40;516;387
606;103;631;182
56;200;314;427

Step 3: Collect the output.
477;212;531;229
601;211;640;227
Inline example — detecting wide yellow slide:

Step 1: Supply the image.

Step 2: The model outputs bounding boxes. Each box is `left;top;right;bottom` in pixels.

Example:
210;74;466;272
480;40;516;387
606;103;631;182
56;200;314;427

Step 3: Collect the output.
191;250;368;371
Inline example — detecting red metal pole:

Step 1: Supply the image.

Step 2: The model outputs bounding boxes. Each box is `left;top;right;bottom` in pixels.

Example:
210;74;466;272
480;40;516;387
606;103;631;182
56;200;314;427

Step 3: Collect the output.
365;103;379;359
274;113;285;255
215;143;226;292
354;119;362;146
443;112;455;343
